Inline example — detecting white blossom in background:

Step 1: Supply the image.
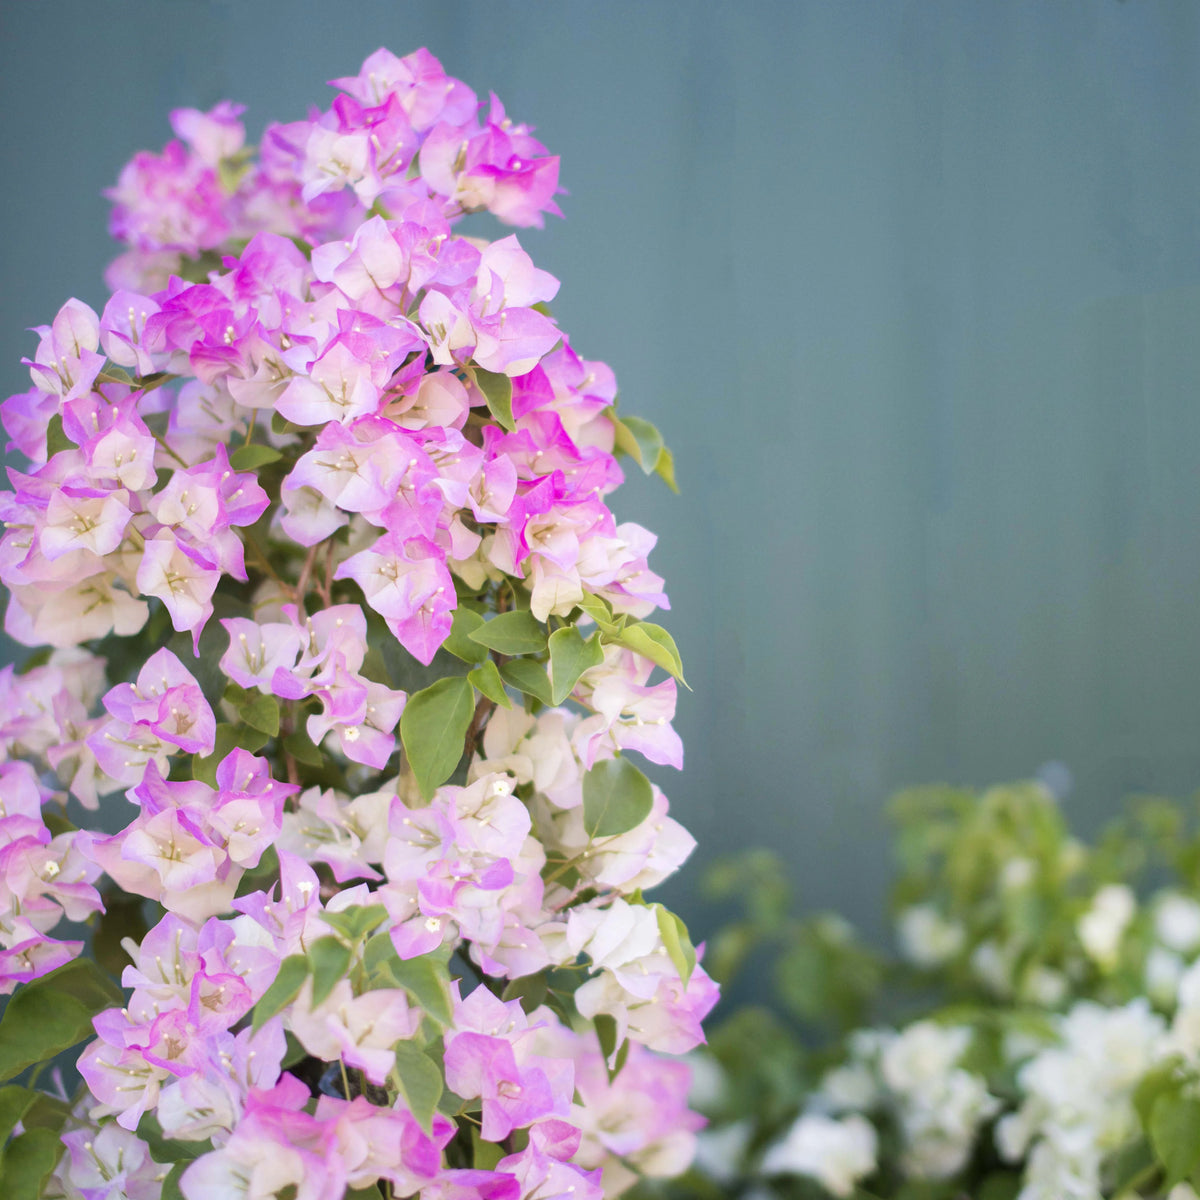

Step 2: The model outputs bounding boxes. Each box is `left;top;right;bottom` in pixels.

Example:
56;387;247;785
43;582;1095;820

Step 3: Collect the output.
878;1022;1000;1179
1157;892;1200;955
996;999;1167;1200
896;904;966;967
1077;883;1136;970
760;1112;877;1197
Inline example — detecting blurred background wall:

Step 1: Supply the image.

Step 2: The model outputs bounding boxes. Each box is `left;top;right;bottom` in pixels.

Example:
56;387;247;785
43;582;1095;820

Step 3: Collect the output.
3;0;1200;944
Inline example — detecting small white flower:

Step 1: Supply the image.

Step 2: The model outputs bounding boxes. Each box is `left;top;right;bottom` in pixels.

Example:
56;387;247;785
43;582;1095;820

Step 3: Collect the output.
761;1113;877;1197
1078;884;1136;968
1001;856;1035;890
1145;946;1185;1007
1157;893;1200;954
1021;965;1068;1007
896;904;965;968
819;1062;879;1112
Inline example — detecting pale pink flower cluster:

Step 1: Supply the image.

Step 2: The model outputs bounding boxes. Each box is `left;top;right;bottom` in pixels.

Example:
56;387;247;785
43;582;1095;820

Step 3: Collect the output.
0;46;715;1200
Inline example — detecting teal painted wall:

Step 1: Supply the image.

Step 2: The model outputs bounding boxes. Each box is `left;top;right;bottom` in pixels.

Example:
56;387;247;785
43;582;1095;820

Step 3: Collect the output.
3;1;1199;942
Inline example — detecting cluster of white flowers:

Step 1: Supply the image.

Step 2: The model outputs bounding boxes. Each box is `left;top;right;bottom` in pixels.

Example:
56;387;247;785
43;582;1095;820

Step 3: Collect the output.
997;1000;1167;1200
757;1021;998;1194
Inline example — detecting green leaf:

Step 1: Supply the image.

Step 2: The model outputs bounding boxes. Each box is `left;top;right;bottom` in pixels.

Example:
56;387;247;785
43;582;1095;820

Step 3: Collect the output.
0;1128;63;1199
610;621;687;686
161;1162;188;1200
283;728;324;767
364;929;404;981
472;1126;505;1171
612;1037;631;1080
307;937;353;1008
0;1088;36;1145
96;363;135;387
469;659;512;708
474;369;515;432
548;627;604;705
237;692;280;737
392;1040;444;1132
400;676;475;801
654;905;697;987
319;905;389;944
594;1013;627;1081
136;1113;210;1164
577;593;622;636
975;1173;1021;1200
0;960;122;1083
655;445;679;493
443;608;489;663
282;1031;307;1069
498;658;554;707
91;888;151;979
582;757;654;838
611;413;662;472
1135;1055;1185;1128
468;611;547;656
502;973;548;1015
1151;1093;1200;1187
382;954;455;1027
252;955;310;1030
228;443;283;471
594;1012;619;1062
45;414;76;458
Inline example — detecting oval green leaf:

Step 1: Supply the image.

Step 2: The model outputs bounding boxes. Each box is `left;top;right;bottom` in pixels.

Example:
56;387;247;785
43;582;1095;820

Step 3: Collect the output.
474;369;515;432
252;954;310;1030
307;936;353;1008
228;443;283;471
498;659;554;707
392;1040;444;1132
401;675;476;801
581;757;654;838
548;626;604;704
468;658;512;709
468;611;547;656
443;607;489;663
611;621;687;686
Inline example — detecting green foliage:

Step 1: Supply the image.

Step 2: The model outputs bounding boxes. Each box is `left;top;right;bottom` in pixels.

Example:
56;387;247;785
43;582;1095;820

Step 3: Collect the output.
608;620;687;685
468;658;512;708
0;959;121;1082
392;1039;444;1132
547;625;604;703
473;368;515;432
655;904;698;987
443;607;490;663
610;411;678;490
318;904;389;944
375;947;455;1027
400;675;476;800
228;443;283;470
468;610;547;656
581;756;654;837
498;658;555;706
307;936;354;1007
252;954;310;1030
0;1127;65;1198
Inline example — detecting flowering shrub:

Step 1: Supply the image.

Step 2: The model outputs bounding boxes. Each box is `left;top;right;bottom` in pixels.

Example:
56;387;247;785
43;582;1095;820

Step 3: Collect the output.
0;47;718;1199
680;782;1200;1200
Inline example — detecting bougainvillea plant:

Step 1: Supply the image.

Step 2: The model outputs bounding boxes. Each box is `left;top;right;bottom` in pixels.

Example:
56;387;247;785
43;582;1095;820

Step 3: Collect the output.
0;47;717;1199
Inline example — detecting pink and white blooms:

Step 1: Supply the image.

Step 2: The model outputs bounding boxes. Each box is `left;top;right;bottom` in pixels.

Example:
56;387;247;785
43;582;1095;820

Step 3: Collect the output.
2;45;713;1200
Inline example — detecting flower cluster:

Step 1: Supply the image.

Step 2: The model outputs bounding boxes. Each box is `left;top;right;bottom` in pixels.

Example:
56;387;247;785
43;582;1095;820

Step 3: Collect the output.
669;782;1200;1200
0;47;714;1200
